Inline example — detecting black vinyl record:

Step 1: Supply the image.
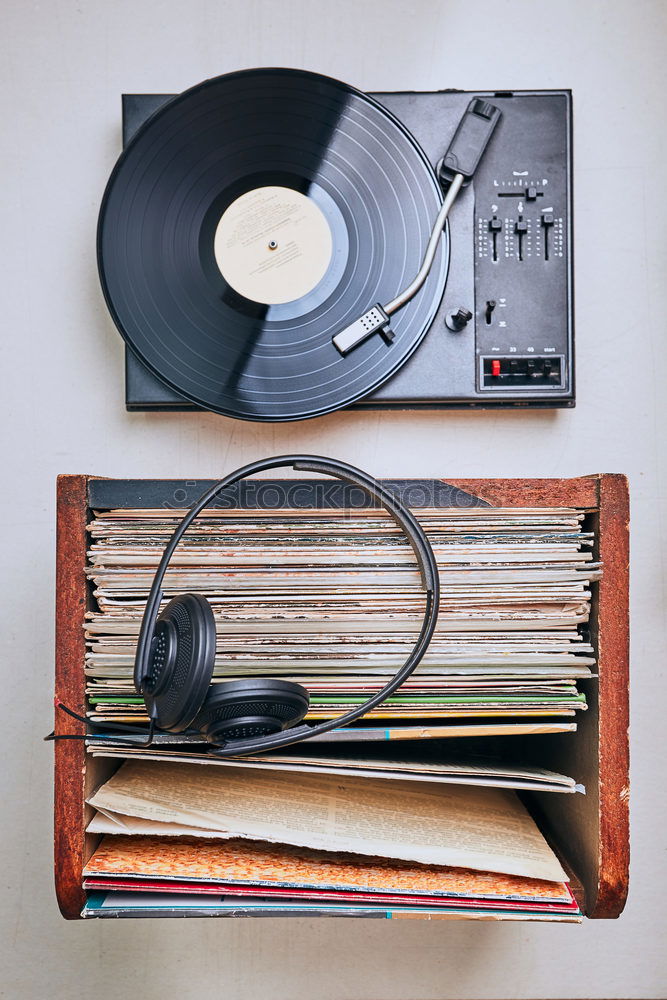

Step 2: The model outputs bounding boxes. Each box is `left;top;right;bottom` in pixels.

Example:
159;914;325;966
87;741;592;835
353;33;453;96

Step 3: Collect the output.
98;68;448;421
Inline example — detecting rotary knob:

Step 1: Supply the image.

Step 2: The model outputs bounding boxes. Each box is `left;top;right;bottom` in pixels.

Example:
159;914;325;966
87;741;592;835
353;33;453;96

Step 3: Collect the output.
446;307;473;332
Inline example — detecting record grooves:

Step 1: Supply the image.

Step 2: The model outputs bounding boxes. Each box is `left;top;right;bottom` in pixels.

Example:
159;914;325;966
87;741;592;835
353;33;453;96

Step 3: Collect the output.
98;68;448;421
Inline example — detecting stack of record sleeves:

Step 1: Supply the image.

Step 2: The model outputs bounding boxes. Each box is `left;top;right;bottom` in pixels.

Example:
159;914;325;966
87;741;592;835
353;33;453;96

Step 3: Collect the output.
80;502;598;920
84;504;597;736
82;834;582;921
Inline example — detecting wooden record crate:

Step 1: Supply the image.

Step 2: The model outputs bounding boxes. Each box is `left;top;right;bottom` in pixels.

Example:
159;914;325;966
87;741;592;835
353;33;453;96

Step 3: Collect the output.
53;474;629;920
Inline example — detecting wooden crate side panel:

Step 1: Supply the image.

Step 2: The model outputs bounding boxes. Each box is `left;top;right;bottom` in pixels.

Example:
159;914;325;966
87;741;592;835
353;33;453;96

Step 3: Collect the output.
54;475;89;920
494;475;629;918
593;474;630;917
525;676;601;916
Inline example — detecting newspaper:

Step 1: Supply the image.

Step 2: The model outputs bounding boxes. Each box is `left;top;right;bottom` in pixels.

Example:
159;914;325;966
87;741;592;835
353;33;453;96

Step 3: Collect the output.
88;759;568;882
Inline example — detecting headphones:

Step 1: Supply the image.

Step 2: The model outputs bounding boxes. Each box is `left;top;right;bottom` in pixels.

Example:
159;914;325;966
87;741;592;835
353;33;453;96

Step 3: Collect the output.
51;456;439;757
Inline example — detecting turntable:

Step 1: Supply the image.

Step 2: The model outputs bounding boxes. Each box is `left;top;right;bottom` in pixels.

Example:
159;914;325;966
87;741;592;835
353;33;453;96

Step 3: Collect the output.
97;69;573;421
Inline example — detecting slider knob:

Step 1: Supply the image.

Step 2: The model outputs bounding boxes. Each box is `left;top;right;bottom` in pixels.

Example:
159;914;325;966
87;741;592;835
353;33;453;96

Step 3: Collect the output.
446;307;473;332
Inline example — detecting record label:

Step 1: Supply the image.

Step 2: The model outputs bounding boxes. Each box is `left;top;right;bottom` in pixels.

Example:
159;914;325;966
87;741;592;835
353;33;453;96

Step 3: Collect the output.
213;186;333;305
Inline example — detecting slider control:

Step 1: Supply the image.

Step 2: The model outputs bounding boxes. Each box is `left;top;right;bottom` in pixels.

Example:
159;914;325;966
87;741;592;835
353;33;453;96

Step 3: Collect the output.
489;215;502;261
515;216;528;261
541;212;554;260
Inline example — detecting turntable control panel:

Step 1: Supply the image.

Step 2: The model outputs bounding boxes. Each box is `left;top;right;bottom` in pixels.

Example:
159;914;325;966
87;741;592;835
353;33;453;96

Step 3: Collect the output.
122;89;573;413
472;94;570;397
369;89;574;409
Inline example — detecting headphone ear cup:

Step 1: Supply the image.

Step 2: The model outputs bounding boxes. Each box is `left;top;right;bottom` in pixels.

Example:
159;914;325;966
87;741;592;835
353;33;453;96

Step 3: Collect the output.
195;678;310;745
142;593;216;732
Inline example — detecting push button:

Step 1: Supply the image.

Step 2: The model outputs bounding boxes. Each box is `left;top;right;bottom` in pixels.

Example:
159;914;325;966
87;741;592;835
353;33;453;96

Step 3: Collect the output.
482;355;564;388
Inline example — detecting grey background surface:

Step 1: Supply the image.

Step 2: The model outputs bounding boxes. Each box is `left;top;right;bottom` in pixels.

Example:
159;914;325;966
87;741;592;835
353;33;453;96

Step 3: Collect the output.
1;0;665;997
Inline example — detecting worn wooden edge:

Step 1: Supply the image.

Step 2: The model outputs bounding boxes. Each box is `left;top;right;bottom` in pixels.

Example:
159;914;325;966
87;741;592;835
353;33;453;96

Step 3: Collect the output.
590;473;630;918
54;475;89;920
447;477;599;509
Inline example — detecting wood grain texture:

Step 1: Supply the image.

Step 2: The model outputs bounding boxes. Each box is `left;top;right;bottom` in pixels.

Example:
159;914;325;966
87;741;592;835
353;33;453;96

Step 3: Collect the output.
447;477;599;509
591;473;630;917
54;475;89;920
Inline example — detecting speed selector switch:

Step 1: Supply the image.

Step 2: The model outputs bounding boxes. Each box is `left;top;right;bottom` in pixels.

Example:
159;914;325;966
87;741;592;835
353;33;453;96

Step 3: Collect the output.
481;355;564;388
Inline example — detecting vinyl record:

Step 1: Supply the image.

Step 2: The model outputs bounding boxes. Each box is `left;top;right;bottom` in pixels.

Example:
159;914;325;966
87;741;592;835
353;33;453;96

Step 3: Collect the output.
98;68;449;421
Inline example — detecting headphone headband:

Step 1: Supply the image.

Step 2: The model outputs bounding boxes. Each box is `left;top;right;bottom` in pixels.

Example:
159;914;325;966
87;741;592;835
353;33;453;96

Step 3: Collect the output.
134;455;439;755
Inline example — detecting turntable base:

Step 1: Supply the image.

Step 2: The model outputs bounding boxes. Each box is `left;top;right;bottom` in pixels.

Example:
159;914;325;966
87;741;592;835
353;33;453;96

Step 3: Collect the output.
119;86;574;414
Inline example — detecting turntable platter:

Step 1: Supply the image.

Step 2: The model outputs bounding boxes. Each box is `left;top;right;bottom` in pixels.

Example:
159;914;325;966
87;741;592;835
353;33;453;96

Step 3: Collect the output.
98;68;448;421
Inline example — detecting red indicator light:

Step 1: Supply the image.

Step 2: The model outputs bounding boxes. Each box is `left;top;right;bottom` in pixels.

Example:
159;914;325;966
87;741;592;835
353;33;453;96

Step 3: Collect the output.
491;359;501;376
